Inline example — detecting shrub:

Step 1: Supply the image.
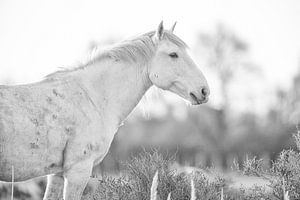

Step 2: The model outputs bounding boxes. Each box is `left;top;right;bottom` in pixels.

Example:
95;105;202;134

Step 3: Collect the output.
86;132;300;200
269;131;300;199
87;149;226;200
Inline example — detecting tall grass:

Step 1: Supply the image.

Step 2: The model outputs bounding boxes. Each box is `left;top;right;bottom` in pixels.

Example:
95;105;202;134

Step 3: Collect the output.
86;130;300;200
88;149;225;200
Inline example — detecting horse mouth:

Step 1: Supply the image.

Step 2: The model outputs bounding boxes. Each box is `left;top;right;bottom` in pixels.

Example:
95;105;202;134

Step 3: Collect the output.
189;92;208;105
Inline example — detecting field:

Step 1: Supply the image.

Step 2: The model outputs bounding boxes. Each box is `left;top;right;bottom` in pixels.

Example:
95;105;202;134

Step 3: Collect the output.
83;130;300;200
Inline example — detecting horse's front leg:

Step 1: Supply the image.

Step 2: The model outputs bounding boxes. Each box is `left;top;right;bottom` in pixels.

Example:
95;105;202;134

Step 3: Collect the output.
63;160;93;200
43;174;64;200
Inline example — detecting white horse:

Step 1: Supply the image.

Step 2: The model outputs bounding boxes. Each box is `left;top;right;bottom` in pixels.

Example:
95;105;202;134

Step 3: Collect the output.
0;22;209;200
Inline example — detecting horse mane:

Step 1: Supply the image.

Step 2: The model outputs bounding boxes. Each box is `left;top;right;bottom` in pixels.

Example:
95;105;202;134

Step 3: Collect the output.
46;30;187;79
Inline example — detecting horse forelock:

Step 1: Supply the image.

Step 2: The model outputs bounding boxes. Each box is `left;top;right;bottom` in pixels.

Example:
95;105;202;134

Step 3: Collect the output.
45;30;187;79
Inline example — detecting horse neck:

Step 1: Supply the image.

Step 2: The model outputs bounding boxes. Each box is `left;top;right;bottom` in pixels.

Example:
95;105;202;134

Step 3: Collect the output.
77;59;152;125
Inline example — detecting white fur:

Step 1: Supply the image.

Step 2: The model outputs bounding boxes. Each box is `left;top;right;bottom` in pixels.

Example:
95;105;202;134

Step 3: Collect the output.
0;23;209;200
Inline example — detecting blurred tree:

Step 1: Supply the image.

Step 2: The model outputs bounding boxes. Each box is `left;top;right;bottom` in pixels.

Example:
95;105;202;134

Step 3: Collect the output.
286;59;300;125
197;24;258;113
195;24;259;168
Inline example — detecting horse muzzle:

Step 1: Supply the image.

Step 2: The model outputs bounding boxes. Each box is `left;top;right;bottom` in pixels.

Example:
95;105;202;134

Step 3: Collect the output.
189;87;210;105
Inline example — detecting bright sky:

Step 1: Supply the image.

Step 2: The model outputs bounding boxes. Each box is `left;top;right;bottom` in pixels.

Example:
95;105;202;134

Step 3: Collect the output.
0;0;299;114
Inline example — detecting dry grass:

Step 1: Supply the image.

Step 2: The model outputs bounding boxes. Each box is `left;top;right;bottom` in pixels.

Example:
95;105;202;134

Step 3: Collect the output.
86;131;300;200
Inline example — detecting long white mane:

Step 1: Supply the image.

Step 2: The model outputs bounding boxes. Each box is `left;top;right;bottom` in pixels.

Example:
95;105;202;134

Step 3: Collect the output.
46;31;187;79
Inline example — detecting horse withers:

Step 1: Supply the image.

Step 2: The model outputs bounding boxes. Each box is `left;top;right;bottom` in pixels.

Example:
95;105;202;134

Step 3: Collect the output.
0;22;209;200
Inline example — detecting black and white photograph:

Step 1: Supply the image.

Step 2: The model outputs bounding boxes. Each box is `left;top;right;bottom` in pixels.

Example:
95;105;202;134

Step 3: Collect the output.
0;0;300;199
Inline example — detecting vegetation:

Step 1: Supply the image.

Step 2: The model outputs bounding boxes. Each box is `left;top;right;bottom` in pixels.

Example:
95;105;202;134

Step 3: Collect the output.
0;23;299;200
86;130;300;200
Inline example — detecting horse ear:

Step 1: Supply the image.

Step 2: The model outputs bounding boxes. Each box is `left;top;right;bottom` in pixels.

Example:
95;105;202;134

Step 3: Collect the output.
170;21;177;33
154;21;164;41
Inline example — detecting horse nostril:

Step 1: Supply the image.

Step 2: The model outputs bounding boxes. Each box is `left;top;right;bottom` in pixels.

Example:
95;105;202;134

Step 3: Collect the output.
201;87;209;97
189;92;198;102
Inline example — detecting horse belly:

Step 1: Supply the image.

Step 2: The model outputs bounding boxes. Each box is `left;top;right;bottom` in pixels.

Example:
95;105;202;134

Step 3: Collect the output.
0;138;65;182
0;115;66;182
0;141;65;182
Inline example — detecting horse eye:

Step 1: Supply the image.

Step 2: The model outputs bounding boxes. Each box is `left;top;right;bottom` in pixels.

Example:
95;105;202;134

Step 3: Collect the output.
169;52;178;58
